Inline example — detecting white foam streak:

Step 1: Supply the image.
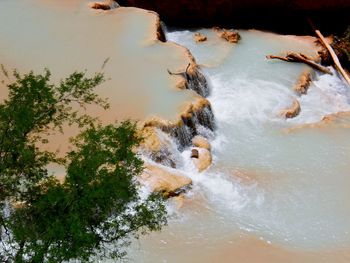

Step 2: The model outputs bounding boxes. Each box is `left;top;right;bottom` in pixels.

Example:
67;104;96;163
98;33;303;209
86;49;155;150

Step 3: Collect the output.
291;68;350;124
140;29;350;251
210;75;294;124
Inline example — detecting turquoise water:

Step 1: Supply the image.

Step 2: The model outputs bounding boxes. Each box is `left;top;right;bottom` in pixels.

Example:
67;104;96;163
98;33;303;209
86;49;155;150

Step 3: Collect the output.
127;29;350;262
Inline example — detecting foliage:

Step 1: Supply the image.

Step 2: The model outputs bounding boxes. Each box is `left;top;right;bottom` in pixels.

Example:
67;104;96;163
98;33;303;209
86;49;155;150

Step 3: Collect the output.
0;69;107;204
0;70;167;262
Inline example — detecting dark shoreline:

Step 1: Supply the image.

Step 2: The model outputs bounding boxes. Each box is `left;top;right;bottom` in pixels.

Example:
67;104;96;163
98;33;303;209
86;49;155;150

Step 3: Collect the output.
119;0;349;35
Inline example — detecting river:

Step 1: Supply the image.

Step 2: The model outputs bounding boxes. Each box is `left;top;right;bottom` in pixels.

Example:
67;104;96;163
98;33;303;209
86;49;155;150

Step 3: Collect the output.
1;1;350;262
126;29;350;263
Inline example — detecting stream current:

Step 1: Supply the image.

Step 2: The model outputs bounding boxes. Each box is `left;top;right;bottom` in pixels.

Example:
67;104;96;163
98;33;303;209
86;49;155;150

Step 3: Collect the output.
127;29;350;263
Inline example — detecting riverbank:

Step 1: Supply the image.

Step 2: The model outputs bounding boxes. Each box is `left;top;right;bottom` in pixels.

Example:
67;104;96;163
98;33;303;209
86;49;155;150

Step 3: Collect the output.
1;1;350;262
120;0;350;35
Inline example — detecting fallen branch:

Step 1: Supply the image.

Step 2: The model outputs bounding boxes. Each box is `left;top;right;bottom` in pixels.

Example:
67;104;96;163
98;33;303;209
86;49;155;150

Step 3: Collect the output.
266;52;332;75
314;30;350;86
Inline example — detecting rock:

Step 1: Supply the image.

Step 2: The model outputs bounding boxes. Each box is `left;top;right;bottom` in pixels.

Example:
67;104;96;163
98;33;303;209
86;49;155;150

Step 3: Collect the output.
139;127;177;168
192;148;212;172
143;96;214;148
89;2;111;10
140;127;166;153
89;1;119;10
283;111;350;133
192;135;211;151
293;69;312;95
139;164;192;197
279;99;301;119
194;32;207;42
219;30;241;43
191;149;199;158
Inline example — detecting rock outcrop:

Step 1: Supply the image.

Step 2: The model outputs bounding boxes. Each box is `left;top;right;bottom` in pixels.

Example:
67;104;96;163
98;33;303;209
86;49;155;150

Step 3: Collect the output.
139;127;180;168
139;164;192;197
194;32;207;43
217;30;241;43
143;96;214;148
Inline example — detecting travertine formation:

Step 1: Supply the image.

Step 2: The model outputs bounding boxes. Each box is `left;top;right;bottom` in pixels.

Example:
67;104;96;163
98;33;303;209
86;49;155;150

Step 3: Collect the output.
0;0;215;196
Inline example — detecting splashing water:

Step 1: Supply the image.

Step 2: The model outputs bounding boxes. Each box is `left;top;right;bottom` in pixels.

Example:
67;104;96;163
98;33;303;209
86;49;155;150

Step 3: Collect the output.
128;29;350;262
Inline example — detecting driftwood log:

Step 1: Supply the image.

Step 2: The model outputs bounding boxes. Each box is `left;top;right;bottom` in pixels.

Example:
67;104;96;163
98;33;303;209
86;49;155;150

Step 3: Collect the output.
266;52;332;75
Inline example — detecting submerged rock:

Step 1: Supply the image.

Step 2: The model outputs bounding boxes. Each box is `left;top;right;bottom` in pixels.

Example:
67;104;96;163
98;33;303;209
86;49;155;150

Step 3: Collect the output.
284;111;350;133
139;164;192;197
194;32;207;43
280;99;301;119
172;194;186;209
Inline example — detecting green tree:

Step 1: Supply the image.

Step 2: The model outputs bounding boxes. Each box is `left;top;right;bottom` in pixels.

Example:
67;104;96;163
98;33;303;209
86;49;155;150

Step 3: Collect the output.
0;69;166;262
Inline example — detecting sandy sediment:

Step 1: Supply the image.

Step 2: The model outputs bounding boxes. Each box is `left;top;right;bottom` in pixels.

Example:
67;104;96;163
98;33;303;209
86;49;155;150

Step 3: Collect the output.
284;111;350;134
212;235;350;263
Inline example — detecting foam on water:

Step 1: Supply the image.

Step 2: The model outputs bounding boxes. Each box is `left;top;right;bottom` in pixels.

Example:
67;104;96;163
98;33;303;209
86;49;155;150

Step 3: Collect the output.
127;29;350;262
169;30;350;248
291;68;350;124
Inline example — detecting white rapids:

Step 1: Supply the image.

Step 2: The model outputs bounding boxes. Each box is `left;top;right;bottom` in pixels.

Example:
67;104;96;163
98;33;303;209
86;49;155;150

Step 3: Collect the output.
126;29;350;263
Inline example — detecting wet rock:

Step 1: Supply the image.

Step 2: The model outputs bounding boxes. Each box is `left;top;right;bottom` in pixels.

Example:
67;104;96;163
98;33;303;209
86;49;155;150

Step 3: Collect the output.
139;127;178;168
169;61;210;97
143;96;214;149
192;148;212;172
283;111;350;133
139;164;192;197
280;99;301;118
192;135;211;151
89;0;119;10
191;149;199;158
293;69;312;95
219;30;241;43
194;32;207;42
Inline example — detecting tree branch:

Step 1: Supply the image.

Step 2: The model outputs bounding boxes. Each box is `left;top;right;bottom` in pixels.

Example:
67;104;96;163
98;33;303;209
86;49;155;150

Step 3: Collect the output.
266;52;332;75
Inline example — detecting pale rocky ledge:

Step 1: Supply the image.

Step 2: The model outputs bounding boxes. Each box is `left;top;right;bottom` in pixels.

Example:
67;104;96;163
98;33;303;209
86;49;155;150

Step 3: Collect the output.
0;1;208;151
0;0;214;194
